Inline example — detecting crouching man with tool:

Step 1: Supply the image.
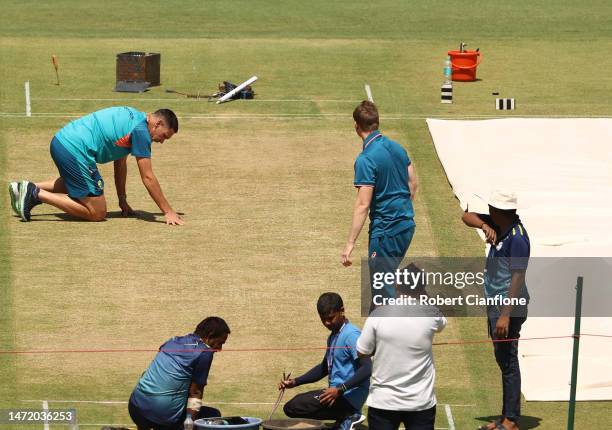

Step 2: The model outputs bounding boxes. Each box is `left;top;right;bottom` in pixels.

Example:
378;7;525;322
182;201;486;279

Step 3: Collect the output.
280;293;371;430
128;317;230;430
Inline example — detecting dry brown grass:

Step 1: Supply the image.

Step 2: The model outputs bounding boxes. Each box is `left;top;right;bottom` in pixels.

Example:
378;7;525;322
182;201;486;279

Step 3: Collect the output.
6;118;464;414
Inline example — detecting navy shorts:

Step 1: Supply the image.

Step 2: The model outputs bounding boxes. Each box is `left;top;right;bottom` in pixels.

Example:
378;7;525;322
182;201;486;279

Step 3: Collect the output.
50;137;104;198
369;226;415;299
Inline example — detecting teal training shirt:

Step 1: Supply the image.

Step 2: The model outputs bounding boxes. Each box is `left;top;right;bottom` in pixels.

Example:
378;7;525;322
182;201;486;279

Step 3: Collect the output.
326;322;369;410
130;334;214;425
354;131;415;239
55;106;151;164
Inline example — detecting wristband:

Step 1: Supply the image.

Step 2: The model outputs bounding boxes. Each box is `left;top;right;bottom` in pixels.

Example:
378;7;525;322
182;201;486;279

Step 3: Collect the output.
187;397;202;411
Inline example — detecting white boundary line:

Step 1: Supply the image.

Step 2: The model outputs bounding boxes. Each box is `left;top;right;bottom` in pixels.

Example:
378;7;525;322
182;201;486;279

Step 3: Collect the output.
22;400;466;429
22;400;277;405
2;112;612;120
2;112;346;117
445;404;456;430
69;425;131;428
23;400;127;404
42;400;49;430
23;400;476;406
31;98;360;103
75;425;448;429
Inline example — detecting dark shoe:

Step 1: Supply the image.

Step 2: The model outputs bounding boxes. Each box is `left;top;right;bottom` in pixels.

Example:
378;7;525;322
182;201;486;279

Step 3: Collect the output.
18;181;41;221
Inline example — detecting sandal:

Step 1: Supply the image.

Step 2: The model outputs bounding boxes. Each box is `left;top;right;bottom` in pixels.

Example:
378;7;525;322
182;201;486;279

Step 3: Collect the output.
477;420;502;430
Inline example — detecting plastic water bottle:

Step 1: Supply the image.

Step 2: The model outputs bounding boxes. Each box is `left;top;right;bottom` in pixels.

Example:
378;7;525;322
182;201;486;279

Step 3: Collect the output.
184;414;194;430
441;55;453;103
443;55;452;83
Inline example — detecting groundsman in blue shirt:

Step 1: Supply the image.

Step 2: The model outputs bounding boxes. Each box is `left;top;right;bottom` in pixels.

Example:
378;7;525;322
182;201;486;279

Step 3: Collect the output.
462;190;530;430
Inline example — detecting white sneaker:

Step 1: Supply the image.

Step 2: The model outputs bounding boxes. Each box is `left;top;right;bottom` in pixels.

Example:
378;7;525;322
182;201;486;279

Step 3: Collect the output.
8;181;20;216
337;413;366;430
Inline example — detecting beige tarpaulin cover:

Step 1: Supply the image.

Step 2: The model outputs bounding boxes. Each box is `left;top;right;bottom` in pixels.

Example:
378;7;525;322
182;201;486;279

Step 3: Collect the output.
426;118;612;401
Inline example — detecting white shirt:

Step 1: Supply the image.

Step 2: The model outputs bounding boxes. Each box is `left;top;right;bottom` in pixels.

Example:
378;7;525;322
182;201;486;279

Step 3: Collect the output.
356;307;446;411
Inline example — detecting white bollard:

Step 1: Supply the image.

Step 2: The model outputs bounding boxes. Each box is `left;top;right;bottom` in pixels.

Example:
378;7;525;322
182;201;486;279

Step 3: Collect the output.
364;84;374;103
25;81;31;117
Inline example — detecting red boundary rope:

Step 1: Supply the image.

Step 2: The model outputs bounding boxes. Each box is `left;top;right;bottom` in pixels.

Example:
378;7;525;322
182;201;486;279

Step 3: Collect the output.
0;334;608;355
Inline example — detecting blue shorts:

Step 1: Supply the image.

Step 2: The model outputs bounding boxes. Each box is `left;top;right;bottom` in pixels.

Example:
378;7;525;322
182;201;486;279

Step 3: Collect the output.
50;137;104;198
368;226;415;299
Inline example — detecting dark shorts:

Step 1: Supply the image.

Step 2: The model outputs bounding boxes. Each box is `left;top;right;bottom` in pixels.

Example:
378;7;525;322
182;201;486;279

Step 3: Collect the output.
369;226;416;299
128;396;221;430
50;136;104;198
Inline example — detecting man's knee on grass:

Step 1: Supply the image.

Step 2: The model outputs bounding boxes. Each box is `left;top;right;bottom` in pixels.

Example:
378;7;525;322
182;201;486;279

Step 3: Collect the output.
85;202;106;221
79;196;107;221
88;209;107;221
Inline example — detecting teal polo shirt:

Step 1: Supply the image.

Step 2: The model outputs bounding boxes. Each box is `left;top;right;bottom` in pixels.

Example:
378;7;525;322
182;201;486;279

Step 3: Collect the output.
55;106;151;164
354;131;415;239
326;322;369;410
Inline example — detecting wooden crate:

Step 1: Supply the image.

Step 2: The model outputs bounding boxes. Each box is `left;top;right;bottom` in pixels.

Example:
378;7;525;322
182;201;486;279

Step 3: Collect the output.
116;52;160;86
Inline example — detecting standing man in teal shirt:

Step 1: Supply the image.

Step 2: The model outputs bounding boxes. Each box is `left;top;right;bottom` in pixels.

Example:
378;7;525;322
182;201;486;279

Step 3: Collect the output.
8;106;184;225
341;101;418;300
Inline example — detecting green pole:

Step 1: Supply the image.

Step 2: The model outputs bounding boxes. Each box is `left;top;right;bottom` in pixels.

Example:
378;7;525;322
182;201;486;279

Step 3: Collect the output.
567;276;583;430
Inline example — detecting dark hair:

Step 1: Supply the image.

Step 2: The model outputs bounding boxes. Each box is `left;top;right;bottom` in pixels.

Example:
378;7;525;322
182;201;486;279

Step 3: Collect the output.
317;292;344;316
194;317;230;339
154;108;179;132
396;263;426;296
353;101;379;132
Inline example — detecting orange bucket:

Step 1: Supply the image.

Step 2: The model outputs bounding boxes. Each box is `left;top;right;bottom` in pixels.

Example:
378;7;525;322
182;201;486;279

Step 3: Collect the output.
448;50;482;81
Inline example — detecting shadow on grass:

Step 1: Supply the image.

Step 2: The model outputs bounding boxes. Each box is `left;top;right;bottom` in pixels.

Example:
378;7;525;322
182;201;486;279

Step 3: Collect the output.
24;210;184;223
476;415;542;429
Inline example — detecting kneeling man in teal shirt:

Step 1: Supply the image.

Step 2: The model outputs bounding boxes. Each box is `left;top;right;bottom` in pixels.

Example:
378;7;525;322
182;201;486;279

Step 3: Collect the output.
129;317;230;430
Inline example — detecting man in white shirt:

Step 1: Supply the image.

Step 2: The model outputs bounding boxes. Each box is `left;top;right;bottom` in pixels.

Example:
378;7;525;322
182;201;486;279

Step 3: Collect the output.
356;264;447;430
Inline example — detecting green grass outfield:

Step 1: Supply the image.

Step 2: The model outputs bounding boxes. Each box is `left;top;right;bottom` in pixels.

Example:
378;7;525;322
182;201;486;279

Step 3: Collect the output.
1;1;611;428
